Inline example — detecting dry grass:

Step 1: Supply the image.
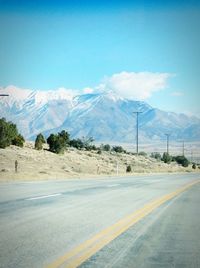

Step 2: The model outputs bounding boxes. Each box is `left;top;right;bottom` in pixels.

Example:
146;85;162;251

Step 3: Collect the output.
0;142;199;182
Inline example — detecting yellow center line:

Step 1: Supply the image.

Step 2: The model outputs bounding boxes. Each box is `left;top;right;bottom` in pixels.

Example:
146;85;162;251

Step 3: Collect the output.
47;180;199;268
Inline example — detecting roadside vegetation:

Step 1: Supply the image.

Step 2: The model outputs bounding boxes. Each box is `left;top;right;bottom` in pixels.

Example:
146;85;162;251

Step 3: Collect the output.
45;130;192;169
150;151;190;167
35;133;46;150
0;118;25;148
0;118;197;174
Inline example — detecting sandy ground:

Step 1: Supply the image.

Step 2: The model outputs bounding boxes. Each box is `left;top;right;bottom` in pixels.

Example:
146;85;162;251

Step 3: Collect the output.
0;142;199;182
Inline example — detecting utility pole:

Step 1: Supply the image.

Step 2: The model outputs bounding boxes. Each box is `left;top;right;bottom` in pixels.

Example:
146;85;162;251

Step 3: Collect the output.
190;146;193;162
165;133;170;154
182;140;185;156
133;111;143;155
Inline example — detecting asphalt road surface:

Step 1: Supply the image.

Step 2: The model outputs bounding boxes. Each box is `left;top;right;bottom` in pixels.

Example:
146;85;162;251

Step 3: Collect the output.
0;173;199;268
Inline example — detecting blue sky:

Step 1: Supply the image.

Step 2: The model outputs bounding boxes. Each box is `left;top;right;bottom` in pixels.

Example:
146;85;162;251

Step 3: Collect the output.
0;0;200;116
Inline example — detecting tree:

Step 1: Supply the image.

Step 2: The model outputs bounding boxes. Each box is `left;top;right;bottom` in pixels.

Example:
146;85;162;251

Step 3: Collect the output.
58;130;70;145
47;130;70;154
47;134;57;152
0;118;24;148
0;118;11;148
12;134;25;147
162;152;172;164
35;133;46;150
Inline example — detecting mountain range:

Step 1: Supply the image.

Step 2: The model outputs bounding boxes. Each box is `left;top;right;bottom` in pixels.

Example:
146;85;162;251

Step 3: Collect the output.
0;86;200;143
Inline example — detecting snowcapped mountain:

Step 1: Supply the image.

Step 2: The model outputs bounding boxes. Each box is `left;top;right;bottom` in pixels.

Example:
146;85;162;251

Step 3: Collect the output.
0;86;200;142
0;86;74;137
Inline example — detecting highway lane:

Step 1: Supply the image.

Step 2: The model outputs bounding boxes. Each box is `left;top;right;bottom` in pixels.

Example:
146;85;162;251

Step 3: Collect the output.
0;173;199;268
81;182;200;268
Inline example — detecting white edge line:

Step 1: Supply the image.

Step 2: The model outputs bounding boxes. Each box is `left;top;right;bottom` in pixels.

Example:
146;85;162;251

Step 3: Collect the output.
26;193;62;201
106;184;120;188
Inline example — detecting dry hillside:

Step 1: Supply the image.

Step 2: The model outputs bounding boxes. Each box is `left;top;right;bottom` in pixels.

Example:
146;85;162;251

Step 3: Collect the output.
0;142;199;181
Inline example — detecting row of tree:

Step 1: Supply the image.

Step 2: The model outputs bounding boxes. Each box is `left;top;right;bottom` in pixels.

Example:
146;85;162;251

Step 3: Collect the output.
34;130;126;154
35;130;191;168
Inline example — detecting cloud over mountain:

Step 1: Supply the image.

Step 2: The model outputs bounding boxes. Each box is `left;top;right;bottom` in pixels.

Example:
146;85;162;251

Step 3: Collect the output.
97;71;172;100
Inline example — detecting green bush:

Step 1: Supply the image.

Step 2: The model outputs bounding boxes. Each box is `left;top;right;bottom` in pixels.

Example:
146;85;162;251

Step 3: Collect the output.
150;152;161;160
126;165;132;172
35;133;46;150
47;130;70;154
138;151;147;157
0;118;24;148
162;152;172;164
101;144;111;152
97;149;102;154
86;144;97;151
192;163;196;169
12;134;25;147
70;138;84;149
174;155;189;167
70;136;96;151
112;146;125;153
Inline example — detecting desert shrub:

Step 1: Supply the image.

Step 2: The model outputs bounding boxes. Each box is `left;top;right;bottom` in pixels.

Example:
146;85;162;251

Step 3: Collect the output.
150;152;161;160
0;118;24;148
162;152;172;164
97;150;102;155
35;133;46;150
70;136;95;151
12;134;25;147
82;137;95;150
47;130;70;154
112;146;125;153
101;144;111;151
126;165;132;172
174;155;189;167
70;138;84;149
192;163;196;169
86;144;98;151
138;151;147;157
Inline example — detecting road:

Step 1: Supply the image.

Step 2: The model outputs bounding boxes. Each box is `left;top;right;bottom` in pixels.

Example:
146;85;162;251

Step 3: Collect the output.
0;173;199;268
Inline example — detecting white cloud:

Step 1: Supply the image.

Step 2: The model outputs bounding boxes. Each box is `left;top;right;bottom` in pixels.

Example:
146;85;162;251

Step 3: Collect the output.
97;71;172;100
171;91;183;97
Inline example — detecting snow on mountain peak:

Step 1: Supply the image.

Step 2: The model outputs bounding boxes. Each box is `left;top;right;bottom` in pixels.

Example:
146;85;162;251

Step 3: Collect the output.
0;85;32;102
32;88;75;105
101;90;124;102
1;85;200;142
0;86;77;107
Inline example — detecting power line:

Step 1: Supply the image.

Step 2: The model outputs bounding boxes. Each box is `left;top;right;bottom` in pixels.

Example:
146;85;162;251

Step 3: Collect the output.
133;111;143;155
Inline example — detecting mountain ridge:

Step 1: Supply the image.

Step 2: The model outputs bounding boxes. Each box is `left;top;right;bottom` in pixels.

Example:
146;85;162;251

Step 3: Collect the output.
0;86;199;142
